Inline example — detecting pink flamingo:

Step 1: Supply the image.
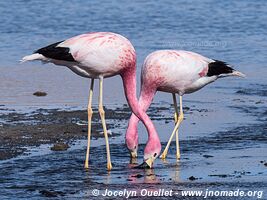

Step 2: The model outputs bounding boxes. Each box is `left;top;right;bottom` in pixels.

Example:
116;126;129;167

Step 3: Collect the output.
21;32;160;170
126;50;245;168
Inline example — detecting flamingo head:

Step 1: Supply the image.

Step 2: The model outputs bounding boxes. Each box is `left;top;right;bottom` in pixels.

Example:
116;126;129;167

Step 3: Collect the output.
141;137;161;168
125;125;139;158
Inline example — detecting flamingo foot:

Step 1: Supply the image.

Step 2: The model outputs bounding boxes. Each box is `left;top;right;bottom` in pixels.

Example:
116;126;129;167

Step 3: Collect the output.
107;162;112;171
160;150;168;160
84;162;89;169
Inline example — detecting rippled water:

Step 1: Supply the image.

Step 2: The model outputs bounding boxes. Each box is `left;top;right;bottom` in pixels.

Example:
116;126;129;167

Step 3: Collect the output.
0;0;266;108
0;0;266;142
0;0;267;199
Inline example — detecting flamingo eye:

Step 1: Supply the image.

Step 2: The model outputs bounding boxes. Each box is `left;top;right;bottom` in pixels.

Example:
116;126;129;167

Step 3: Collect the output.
134;146;137;149
153;153;157;157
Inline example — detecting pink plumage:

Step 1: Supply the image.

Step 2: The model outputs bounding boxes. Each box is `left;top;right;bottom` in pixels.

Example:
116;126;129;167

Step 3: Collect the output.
126;50;245;167
22;32;159;170
23;32;136;78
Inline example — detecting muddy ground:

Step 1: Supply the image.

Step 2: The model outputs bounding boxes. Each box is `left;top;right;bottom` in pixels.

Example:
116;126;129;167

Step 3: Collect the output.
0;106;131;160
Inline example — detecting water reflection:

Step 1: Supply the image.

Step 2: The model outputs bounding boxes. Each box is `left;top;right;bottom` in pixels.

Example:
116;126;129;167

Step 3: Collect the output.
144;168;159;184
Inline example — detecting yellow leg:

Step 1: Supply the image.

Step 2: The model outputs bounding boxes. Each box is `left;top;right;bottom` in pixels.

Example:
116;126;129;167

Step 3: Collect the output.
98;76;112;171
160;95;184;159
84;78;94;169
173;93;181;160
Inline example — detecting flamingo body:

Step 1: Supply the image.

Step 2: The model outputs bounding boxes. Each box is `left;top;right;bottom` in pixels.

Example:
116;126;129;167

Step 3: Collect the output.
126;50;244;166
22;32;136;78
22;32;160;170
142;50;220;95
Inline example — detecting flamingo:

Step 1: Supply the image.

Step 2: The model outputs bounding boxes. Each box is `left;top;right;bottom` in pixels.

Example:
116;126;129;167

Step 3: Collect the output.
126;50;245;168
21;32;160;170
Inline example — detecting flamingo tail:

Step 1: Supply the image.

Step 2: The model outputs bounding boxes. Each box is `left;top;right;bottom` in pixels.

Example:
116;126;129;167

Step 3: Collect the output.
20;53;46;63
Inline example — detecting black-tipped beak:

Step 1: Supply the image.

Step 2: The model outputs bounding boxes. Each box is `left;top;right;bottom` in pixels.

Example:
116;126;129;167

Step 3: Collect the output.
130;150;138;158
134;161;151;169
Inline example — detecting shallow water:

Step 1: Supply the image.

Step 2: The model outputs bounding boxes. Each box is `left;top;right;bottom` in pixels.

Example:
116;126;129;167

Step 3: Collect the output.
0;0;267;199
0;97;266;199
1;136;266;199
0;0;266;108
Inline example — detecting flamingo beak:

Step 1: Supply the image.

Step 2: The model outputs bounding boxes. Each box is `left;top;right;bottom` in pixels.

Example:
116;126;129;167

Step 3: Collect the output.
232;70;246;78
135;157;153;169
144;158;153;168
130;149;138;158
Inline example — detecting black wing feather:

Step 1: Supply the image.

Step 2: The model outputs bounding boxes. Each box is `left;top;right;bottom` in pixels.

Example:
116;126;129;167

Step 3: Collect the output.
35;41;75;62
207;60;234;76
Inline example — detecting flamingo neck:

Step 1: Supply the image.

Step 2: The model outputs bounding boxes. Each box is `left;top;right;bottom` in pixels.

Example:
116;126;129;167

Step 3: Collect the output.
125;81;157;149
125;113;139;149
120;68;158;140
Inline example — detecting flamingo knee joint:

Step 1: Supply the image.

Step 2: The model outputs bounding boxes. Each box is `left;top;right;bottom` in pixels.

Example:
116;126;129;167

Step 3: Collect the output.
87;108;93;116
98;107;105;117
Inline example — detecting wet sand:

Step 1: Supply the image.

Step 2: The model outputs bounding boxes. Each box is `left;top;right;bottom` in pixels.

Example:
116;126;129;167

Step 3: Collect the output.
0;106;131;160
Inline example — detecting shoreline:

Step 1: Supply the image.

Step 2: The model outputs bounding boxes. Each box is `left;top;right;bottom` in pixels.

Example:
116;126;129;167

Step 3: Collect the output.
0;107;130;160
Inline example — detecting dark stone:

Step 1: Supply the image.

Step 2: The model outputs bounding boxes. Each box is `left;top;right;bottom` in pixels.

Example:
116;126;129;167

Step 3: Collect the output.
188;176;197;181
132;174;143;178
209;174;228;178
33;91;47;97
203;154;214;158
50;143;70;151
39;190;58;197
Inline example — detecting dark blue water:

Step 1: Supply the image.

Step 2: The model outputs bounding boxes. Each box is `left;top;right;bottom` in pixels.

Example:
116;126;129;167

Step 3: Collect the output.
1;0;267;67
0;0;267;158
1;0;267;106
0;0;266;145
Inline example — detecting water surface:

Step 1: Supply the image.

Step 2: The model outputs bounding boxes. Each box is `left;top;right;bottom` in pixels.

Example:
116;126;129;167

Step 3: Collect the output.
0;0;266;199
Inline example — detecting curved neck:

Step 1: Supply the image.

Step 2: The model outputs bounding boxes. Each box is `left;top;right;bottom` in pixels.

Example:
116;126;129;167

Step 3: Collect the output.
120;68;158;140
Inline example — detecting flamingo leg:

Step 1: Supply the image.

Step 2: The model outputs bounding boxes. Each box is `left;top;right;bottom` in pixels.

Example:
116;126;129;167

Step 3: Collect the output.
84;78;94;169
98;76;112;171
172;93;181;160
160;95;184;159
